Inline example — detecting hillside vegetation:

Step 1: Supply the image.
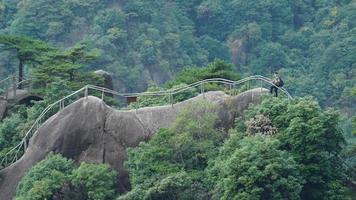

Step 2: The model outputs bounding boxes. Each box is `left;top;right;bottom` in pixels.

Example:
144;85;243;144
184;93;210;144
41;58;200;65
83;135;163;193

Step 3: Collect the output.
0;0;355;199
0;0;354;110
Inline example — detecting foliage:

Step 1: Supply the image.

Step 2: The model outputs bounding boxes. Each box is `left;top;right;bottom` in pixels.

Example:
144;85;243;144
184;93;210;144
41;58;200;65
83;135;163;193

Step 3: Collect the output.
0;35;54;80
245;96;349;199
122;100;225;199
245;114;277;136
0;105;26;164
167;59;239;87
32;42;103;93
0;0;355;199
16;154;118;200
208;135;303;200
0;81;75;168
352;87;356;135
118;171;208;200
0;0;354;112
16;153;74;200
126;85;169;109
71;163;118;200
127;59;236;109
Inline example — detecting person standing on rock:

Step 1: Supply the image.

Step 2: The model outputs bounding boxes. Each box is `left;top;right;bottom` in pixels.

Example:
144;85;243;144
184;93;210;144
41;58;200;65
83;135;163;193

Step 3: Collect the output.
270;72;284;97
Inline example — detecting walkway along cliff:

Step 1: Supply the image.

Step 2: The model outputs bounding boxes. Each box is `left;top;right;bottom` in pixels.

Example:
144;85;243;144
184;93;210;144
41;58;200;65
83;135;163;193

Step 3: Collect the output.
0;76;292;199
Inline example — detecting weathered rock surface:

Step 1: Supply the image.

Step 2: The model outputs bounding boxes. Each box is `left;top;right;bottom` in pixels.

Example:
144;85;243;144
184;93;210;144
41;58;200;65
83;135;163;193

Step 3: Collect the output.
4;89;43;105
0;88;268;199
95;70;114;90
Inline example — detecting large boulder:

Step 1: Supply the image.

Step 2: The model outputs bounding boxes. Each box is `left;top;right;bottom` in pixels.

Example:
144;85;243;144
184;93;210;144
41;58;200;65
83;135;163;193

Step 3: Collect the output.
94;70;114;90
0;88;268;199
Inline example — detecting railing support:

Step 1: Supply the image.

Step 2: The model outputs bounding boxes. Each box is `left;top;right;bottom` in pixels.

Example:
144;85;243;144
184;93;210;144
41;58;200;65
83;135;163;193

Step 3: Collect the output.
5;82;8;100
84;86;88;98
229;84;232;96
12;76;16;98
59;100;65;110
171;94;174;108
168;93;171;105
200;83;205;98
23;139;27;152
29;80;33;92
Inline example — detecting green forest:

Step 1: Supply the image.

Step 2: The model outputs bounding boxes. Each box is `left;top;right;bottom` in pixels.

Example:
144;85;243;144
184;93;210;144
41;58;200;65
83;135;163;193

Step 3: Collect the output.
0;0;355;199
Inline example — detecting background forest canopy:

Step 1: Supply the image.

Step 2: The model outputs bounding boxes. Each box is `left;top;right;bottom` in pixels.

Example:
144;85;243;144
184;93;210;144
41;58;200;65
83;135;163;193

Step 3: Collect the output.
0;0;354;112
0;0;355;200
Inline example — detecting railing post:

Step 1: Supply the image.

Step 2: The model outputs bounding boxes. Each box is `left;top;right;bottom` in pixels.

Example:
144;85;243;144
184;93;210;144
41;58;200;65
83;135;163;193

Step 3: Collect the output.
101;91;104;100
200;83;205;98
23;139;27;152
171;93;174;108
29;79;33;93
229;84;232;96
168;93;171;105
12;76;16;98
260;79;263;92
84;86;88;98
59;100;65;110
232;84;236;96
5;82;8;100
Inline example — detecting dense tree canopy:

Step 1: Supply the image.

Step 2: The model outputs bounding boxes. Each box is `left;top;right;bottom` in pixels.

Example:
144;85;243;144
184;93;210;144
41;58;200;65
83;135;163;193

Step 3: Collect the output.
209;136;303;200
0;35;53;81
120;97;352;199
16;154;118;200
245;97;350;199
0;0;354;199
0;0;353;110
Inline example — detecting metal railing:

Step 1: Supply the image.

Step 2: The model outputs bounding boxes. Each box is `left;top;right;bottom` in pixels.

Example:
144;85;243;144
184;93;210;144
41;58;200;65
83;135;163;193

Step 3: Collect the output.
0;75;292;169
0;76;32;101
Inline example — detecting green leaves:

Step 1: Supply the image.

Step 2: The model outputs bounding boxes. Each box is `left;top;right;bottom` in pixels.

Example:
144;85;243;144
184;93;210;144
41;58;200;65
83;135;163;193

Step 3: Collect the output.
16;153;74;200
16;154;118;200
167;59;240;87
246;96;349;199
71;163;118;200
123;100;224;199
210;136;303;200
122;95;351;199
32;42;103;91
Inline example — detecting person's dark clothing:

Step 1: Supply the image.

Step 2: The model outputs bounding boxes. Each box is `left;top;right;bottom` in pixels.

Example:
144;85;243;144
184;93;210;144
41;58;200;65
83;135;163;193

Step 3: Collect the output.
270;86;278;97
270;74;283;97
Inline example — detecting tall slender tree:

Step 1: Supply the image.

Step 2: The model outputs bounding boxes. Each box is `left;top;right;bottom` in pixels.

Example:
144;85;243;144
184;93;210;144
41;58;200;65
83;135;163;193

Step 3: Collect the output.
0;35;53;85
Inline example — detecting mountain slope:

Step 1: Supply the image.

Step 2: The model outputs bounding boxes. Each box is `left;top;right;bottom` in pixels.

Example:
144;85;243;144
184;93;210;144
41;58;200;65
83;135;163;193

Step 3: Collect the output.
0;88;267;199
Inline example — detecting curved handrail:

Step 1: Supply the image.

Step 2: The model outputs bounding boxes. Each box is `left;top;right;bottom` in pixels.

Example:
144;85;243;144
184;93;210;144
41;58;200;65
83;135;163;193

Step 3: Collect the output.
0;76;33;100
0;76;16;85
0;75;293;168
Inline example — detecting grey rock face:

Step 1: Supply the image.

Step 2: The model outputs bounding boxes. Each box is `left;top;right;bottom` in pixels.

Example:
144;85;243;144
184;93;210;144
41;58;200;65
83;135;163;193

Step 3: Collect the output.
0;88;268;199
94;70;114;91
